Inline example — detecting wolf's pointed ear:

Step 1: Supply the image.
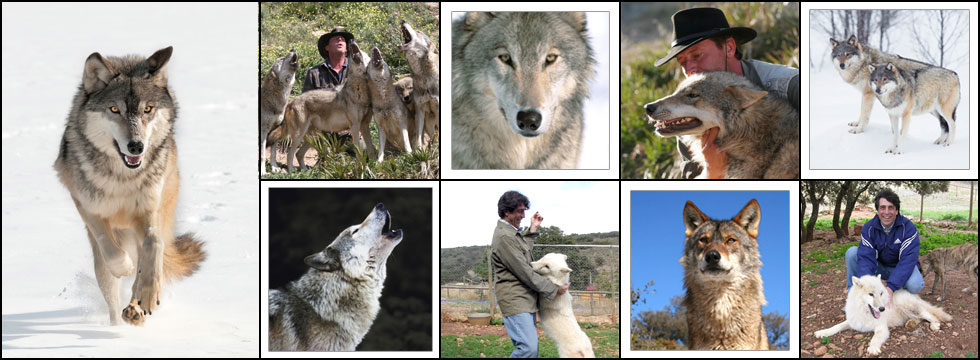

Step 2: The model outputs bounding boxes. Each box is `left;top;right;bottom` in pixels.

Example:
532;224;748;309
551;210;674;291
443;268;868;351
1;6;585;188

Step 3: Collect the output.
304;248;340;272
558;12;588;34
830;38;839;47
463;12;496;32
83;52;117;94
875;274;882;280
683;201;710;237
886;63;896;73
561;253;568;261
146;46;173;88
726;86;768;109
852;276;860;286
847;35;857;45
561;268;572;274
734;199;761;238
868;64;877;73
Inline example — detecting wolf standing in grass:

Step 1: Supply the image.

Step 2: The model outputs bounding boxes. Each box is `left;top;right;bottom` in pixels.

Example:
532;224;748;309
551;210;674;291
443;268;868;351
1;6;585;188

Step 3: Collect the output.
452;12;595;169
681;199;769;350
55;46;206;326
260;49;299;175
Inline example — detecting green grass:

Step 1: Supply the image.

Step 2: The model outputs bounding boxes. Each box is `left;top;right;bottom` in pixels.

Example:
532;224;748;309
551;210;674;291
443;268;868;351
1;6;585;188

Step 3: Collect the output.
966;351;976;358
262;133;439;179
441;324;619;358
926;350;944;358
902;209;980;223
808;279;818;287
919;226;979;255
820;336;831;345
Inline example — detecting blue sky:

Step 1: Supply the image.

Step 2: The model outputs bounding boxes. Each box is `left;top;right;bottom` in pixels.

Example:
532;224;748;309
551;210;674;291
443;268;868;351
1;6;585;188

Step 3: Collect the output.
630;190;790;320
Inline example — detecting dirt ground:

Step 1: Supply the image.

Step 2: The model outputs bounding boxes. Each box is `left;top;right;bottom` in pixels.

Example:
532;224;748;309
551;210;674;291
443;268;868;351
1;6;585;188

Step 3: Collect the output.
801;230;979;358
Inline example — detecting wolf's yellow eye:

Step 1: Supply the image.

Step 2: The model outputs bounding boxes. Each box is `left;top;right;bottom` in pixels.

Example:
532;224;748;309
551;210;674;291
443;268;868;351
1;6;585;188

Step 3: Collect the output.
144;106;153;113
726;238;737;245
498;54;511;65
110;106;119;113
545;54;558;64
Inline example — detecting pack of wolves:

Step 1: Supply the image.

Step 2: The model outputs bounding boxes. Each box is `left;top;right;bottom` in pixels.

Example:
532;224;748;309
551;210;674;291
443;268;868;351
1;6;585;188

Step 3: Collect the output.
830;35;960;154
259;21;439;173
451;12;596;169
55;46;206;326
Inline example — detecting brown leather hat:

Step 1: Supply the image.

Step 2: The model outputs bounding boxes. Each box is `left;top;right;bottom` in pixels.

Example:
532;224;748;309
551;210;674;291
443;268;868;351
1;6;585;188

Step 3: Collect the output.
655;7;756;67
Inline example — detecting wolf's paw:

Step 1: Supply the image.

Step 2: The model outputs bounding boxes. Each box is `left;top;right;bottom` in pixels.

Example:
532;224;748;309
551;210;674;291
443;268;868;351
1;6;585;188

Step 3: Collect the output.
885;146;902;154
137;267;162;314
929;322;941;331
848;127;864;134
936;296;945;301
122;303;146;326
868;344;882;356
927;289;935;295
847;121;859;127
107;255;135;278
814;329;831;339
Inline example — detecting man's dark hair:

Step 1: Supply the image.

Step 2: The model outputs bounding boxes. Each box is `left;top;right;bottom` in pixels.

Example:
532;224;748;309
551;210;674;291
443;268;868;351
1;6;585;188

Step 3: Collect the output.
708;35;743;60
874;188;901;214
497;191;530;219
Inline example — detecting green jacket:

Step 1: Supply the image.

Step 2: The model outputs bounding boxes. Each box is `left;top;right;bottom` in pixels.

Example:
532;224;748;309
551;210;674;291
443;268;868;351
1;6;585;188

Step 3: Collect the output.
490;219;558;317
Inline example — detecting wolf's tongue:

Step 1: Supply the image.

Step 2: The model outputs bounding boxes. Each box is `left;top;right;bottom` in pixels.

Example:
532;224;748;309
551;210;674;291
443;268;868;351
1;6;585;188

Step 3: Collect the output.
126;155;141;164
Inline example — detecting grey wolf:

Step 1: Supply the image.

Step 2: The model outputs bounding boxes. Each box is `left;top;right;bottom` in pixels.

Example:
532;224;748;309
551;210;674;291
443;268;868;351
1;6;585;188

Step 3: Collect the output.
452;12;595;169
814;274;951;356
367;46;415;161
278;41;375;172
920;243;978;301
681;199;769;350
54;46;206;326
644;71;799;179
829;35;934;134
531;253;595;358
398;21;439;149
868;62;960;154
269;203;404;351
260;49;299;175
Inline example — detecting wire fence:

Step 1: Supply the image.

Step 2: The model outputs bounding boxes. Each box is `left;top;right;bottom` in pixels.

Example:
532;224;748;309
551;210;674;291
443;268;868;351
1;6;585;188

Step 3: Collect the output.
440;244;620;325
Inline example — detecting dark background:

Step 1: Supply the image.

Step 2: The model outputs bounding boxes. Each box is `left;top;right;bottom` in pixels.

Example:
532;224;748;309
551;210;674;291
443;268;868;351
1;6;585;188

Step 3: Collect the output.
268;187;433;351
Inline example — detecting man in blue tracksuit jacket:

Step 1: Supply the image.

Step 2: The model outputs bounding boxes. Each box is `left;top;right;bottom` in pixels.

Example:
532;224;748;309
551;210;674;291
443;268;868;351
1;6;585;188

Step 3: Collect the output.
844;189;925;305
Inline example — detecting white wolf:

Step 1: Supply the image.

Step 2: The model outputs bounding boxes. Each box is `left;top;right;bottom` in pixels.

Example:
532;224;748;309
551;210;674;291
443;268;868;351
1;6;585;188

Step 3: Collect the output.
531;253;595;358
814;274;952;356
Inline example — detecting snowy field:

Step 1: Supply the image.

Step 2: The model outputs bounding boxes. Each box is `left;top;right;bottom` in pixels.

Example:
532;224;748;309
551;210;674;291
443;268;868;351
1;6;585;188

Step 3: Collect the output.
2;3;259;357
807;9;972;170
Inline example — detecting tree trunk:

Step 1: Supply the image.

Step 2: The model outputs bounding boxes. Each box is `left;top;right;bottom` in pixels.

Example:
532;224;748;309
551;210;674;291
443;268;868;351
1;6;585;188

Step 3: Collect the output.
970;181;975;227
806;186;821;243
832;181;849;239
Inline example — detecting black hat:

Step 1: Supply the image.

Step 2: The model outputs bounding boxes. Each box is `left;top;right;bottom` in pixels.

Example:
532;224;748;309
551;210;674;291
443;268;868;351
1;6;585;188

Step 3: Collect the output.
654;7;757;66
317;28;355;60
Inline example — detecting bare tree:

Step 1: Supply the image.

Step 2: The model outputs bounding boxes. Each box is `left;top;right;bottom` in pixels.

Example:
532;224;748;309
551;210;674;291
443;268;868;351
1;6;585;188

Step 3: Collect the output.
910;10;967;68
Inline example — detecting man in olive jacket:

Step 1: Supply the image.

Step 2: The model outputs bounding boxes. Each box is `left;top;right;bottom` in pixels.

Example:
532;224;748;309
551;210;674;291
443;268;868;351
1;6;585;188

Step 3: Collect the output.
491;191;569;358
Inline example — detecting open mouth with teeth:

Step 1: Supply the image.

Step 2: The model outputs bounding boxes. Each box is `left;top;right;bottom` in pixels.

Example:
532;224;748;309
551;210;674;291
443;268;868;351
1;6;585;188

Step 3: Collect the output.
349;42;362;64
867;304;881;319
381;210;403;242
288;51;299;67
371;47;383;67
652;116;703;135
113;140;143;169
398;22;414;51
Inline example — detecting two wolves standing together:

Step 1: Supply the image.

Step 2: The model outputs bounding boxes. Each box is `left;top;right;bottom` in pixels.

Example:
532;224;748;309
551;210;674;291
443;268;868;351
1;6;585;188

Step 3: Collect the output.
260;21;439;174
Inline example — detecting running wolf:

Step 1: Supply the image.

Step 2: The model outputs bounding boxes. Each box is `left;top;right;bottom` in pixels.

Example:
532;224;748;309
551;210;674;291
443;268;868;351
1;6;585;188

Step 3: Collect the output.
829;35;937;134
278;41;375;172
54;46;206;326
367;46;415;161
452;12;595;169
531;253;595;358
920;243;978;301
644;72;799;179
398;21;439;149
868;62;960;154
814;274;952;356
269;203;404;351
260;49;299;175
681;199;769;350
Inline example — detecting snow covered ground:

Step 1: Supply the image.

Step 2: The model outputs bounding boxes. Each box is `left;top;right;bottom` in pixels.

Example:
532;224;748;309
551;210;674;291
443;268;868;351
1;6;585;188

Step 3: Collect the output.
806;9;972;171
2;3;258;357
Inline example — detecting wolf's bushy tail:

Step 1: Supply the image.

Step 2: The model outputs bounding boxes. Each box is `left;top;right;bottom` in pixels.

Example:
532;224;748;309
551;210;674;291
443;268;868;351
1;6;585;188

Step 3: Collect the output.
164;232;206;281
927;303;953;322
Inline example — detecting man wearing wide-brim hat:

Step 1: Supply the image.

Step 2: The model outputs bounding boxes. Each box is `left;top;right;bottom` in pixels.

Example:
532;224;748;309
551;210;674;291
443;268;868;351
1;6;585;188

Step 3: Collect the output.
302;27;355;93
657;7;800;179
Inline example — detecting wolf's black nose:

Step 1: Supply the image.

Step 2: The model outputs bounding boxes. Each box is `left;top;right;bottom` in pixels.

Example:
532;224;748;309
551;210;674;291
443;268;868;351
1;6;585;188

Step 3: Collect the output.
705;250;721;264
878;306;885;312
128;141;144;155
644;103;657;115
376;203;386;211
517;110;542;131
840;63;845;70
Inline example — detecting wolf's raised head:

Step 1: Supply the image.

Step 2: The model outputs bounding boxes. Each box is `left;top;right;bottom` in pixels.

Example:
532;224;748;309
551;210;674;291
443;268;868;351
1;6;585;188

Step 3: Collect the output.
270;49;300;80
680;199;763;283
367;46;393;86
305;203;404;280
347;41;371;78
830;35;865;72
398;21;436;58
455;12;594;138
78;46;176;171
850;274;889;319
531;253;572;286
645;72;768;138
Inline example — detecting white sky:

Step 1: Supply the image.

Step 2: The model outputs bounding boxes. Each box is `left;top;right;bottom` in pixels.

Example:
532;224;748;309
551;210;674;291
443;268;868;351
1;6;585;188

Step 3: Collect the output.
441;181;619;248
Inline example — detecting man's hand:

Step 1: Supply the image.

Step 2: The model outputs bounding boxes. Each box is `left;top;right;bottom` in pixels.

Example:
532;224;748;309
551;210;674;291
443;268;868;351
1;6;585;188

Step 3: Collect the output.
556;283;569;296
701;127;728;179
529;211;543;233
